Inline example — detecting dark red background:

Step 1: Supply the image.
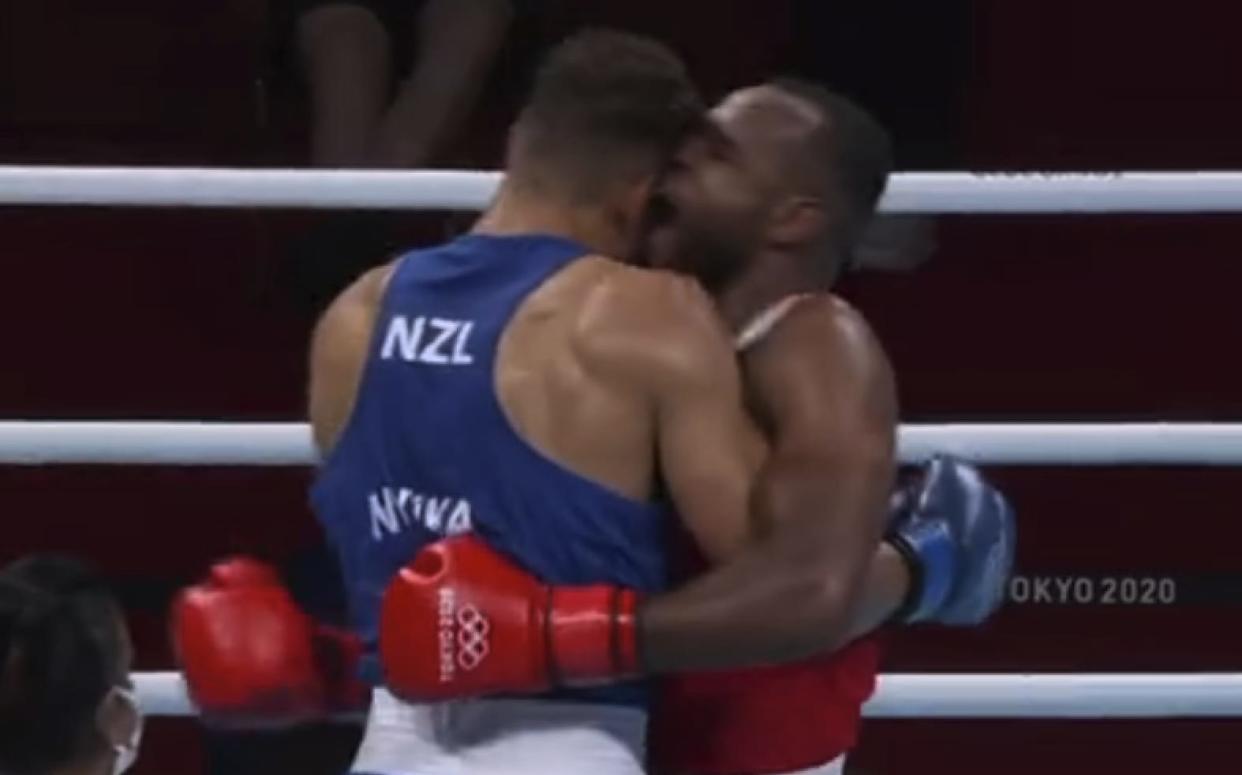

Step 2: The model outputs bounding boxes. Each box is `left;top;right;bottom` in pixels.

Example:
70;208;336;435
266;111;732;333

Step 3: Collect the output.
2;2;1241;773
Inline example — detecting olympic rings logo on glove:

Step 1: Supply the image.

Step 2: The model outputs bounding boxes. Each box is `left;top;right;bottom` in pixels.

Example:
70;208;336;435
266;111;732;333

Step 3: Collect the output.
454;605;491;671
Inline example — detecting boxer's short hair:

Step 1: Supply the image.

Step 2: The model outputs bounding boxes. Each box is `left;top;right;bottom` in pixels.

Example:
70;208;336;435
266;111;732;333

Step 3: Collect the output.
510;29;704;202
0;556;123;775
770;79;893;270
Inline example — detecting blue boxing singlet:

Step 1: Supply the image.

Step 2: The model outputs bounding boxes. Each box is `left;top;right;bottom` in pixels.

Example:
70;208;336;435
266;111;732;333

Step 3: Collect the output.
311;233;670;707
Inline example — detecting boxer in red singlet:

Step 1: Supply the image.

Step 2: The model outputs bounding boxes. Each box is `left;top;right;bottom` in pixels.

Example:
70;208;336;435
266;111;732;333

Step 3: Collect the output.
643;80;908;775
308;78;1011;772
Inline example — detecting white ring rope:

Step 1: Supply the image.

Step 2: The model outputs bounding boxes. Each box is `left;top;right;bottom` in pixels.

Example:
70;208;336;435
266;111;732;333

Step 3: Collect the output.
131;672;1242;719
5;167;1242;213
13;166;1236;725
0;421;1239;466
0;168;503;212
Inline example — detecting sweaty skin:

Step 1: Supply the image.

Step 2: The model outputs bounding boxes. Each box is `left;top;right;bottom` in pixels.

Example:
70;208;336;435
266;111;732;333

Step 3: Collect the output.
637;86;911;671
648;294;905;775
638;294;906;671
309;253;767;574
739;295;906;644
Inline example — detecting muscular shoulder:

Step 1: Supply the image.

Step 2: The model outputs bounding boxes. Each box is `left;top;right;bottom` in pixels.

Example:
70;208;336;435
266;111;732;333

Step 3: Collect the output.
308;263;396;454
573;260;736;392
762;294;876;352
311;264;393;357
748;294;887;379
745;293;896;441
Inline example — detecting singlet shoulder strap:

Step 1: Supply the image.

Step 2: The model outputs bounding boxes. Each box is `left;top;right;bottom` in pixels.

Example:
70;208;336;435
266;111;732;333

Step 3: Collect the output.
735;293;814;352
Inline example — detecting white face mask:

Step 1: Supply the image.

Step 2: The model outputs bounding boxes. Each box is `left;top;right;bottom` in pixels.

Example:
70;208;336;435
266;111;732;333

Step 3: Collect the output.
109;687;144;775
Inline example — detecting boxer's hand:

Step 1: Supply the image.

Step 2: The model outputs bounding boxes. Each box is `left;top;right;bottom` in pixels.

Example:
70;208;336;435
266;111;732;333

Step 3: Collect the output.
380;534;640;701
886;456;1016;625
172;558;364;727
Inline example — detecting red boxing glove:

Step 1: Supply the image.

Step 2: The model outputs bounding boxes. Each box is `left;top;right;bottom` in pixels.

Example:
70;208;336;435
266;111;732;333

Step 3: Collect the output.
380;535;641;701
172;558;365;727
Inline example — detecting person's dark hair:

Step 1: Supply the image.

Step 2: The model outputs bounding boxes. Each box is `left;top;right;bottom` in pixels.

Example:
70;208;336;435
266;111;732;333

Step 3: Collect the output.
0;556;124;775
769;78;894;272
509;29;705;202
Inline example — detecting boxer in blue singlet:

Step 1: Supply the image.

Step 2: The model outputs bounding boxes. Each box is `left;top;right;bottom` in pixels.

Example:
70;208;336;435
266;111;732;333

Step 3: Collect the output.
175;29;764;775
171;32;1015;775
305;31;765;775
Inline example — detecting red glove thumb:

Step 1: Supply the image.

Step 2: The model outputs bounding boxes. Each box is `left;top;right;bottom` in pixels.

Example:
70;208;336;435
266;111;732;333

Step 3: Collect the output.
207;557;282;588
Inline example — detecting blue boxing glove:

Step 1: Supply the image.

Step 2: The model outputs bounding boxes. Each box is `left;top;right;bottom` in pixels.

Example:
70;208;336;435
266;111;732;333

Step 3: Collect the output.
886;456;1016;625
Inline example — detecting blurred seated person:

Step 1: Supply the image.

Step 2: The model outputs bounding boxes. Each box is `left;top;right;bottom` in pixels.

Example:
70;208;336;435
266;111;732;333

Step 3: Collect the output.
0;555;142;775
272;0;517;319
786;0;971;272
279;0;515;168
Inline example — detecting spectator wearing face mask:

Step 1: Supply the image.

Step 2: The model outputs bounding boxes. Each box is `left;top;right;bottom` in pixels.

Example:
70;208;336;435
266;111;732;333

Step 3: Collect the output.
0;555;142;775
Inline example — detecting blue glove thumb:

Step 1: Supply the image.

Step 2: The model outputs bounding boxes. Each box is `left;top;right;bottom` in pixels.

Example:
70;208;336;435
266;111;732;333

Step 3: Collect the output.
887;455;1016;626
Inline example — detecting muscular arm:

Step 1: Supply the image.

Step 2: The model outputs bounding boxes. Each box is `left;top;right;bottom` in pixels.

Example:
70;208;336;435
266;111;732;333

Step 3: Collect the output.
641;296;904;671
586;271;767;563
308;264;393;456
653;290;769;562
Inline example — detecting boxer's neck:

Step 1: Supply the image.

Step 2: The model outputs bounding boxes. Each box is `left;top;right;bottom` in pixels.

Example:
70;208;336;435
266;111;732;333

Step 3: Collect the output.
716;249;812;334
474;186;632;260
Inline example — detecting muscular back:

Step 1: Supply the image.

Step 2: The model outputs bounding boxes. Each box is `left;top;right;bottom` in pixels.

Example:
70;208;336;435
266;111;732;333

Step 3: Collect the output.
493;256;660;501
309;249;766;559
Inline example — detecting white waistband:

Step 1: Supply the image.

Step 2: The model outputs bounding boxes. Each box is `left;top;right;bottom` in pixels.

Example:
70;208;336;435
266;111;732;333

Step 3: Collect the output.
351;688;647;775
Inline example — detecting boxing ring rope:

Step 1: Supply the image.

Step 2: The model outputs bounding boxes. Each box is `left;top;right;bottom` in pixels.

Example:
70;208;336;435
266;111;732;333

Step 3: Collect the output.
12;421;1237;720
6;166;1242;213
131;671;1242;719
9;166;1242;723
1;421;1240;466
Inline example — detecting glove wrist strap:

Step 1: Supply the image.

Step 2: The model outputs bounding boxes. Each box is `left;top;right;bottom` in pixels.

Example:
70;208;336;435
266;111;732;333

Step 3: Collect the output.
889;520;958;623
885;535;927;624
548;586;641;686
